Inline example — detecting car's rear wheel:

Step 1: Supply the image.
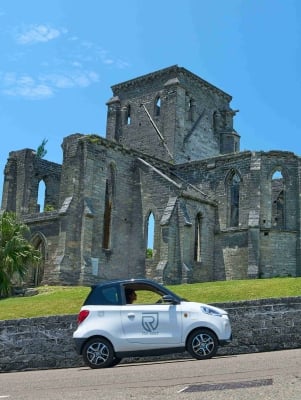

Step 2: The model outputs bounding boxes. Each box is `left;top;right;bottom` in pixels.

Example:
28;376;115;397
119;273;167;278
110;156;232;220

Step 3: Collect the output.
186;328;218;360
82;337;115;368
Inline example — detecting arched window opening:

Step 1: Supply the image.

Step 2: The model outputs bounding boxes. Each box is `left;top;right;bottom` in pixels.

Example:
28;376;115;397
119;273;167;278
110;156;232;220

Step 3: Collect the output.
194;213;202;262
38;180;46;213
155;96;161;117
213;111;218;132
188;98;192;121
229;172;240;227
103;180;112;249
272;170;284;228
28;234;45;286
126;104;131;125
186;95;194;121
102;164;115;249
146;212;155;258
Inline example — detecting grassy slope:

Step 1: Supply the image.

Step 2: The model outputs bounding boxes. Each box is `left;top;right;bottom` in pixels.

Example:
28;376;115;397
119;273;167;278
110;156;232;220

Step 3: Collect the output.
0;277;301;321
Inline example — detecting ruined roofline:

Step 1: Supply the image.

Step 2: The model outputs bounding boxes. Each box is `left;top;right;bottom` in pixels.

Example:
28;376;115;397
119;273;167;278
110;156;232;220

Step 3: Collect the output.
173;148;299;171
110;65;232;101
170;150;253;170
80;134;173;170
79;134;215;202
7;148;62;169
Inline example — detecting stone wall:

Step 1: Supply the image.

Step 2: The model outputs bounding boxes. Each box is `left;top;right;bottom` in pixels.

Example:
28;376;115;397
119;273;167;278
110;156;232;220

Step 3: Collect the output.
1;296;301;373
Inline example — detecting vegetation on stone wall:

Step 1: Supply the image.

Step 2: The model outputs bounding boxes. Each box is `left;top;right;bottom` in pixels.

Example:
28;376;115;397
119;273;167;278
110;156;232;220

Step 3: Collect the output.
86;134;102;144
36;138;48;158
44;204;56;212
0;212;41;298
146;248;153;258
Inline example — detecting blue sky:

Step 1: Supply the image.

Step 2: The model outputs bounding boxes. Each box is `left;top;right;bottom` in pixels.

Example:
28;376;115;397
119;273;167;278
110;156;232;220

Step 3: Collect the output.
0;0;300;201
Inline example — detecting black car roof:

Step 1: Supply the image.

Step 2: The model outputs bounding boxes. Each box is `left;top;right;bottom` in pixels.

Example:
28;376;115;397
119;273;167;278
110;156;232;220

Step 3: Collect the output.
91;278;162;288
90;278;183;301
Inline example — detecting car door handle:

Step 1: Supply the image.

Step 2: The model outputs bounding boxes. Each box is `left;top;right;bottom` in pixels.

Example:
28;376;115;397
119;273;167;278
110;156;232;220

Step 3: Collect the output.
127;313;135;319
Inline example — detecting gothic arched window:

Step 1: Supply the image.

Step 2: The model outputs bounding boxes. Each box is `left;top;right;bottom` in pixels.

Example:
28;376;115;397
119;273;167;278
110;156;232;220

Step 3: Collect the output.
29;233;46;286
102;164;116;249
125;104;131;125
194;212;202;261
155;96;161;117
146;212;155;259
186;94;194;121
38;179;46;212
271;170;285;228
227;171;240;227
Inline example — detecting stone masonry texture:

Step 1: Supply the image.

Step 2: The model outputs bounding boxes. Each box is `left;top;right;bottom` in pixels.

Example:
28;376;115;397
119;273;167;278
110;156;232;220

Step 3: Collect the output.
0;297;301;372
1;65;301;286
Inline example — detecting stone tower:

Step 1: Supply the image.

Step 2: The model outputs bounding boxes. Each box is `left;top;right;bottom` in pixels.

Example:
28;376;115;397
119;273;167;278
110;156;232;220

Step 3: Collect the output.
106;65;240;164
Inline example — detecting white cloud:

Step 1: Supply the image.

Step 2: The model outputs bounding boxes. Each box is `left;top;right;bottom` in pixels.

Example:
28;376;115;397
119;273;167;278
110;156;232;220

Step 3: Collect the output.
116;59;130;69
1;70;100;100
42;70;99;89
16;24;67;44
2;73;53;99
2;24;128;100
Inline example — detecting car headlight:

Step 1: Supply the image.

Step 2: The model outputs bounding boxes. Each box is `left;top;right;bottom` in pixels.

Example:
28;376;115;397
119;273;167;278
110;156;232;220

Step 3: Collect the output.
200;305;223;317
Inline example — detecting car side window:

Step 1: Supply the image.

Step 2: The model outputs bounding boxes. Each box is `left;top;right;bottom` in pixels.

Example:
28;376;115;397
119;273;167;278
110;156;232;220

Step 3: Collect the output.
130;289;163;305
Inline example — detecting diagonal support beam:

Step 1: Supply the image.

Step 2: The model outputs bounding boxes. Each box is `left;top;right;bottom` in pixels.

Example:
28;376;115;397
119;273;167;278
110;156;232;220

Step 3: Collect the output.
141;103;173;160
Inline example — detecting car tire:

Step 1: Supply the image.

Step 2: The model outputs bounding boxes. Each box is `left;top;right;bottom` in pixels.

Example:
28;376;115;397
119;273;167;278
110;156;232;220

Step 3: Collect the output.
186;328;218;360
82;337;115;368
110;357;122;367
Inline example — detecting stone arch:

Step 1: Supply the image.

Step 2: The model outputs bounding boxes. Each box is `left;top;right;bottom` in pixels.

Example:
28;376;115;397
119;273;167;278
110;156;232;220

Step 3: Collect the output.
268;165;289;183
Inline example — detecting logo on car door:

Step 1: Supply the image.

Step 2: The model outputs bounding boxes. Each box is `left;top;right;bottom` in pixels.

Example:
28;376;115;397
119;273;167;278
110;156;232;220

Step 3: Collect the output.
142;313;159;332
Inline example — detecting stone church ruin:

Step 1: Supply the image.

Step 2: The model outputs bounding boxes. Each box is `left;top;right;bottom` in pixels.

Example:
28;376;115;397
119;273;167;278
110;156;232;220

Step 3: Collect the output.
1;65;301;286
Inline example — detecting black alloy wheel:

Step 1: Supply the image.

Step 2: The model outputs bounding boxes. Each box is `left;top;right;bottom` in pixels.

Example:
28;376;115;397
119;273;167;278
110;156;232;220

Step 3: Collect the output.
82;337;115;368
186;328;218;360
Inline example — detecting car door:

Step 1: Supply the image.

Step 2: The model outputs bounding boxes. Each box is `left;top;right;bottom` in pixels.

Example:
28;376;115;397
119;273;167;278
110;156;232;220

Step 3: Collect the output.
121;303;183;345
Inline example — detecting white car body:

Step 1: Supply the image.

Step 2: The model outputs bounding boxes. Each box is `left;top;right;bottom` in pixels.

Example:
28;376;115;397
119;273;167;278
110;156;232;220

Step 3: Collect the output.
73;279;232;368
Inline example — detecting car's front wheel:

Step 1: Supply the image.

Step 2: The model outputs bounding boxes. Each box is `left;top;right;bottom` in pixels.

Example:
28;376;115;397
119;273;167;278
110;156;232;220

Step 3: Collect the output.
110;357;122;367
82;337;115;368
186;328;218;360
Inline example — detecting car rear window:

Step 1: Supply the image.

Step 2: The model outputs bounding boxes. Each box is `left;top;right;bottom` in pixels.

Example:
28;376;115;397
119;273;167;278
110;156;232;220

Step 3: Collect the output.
84;285;121;305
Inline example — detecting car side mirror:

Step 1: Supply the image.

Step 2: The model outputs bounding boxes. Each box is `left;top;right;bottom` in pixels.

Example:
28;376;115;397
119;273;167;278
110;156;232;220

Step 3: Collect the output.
162;295;180;305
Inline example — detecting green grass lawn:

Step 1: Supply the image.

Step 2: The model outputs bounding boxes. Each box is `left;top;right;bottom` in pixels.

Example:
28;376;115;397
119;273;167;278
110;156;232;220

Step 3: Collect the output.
0;277;301;321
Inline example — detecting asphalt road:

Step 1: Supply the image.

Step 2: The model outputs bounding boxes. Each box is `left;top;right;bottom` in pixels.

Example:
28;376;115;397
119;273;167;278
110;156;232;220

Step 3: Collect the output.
1;349;300;400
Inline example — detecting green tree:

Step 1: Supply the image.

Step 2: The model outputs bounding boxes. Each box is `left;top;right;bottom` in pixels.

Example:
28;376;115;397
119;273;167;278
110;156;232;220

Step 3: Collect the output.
0;212;41;298
36;138;48;159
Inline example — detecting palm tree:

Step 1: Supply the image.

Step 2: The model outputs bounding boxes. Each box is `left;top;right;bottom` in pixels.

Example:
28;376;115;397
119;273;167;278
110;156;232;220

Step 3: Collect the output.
0;212;41;298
